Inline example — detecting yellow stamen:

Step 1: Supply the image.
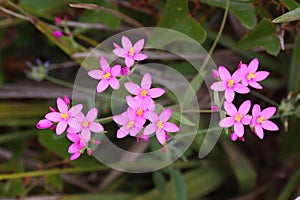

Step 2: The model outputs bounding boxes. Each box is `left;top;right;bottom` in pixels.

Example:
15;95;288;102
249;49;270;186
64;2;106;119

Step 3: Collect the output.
129;47;135;56
61;112;69;119
247;71;256;80
102;71;111;80
137;108;143;116
227;79;234;87
256;116;265;124
234;114;243;123
126;121;134;129
82;120;89;127
157;120;164;129
140;89;148;97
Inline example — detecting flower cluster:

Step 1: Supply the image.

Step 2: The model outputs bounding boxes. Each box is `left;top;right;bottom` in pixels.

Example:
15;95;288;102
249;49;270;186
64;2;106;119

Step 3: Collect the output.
37;95;103;160
210;58;279;141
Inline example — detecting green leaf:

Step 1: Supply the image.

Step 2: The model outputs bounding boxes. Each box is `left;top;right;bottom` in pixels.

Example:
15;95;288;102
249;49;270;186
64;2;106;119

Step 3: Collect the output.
47;174;63;191
152;171;167;193
235;19;280;56
278;167;300;200
201;0;256;29
273;7;300;23
171;169;187;200
279;0;300;11
171;111;195;126
19;0;65;17
289;34;300;94
158;0;206;44
0;180;26;197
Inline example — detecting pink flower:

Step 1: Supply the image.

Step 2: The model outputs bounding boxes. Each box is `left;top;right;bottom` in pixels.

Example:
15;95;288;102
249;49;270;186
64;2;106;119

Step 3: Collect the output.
240;58;269;89
113;109;144;138
69;108;104;141
251;104;279;139
36;119;53;129
210;66;250;102
219;100;252;138
88;56;121;93
124;73;165;108
143;109;179;145
113;36;148;67
45;97;83;135
126;96;151;124
67;133;87;160
53;30;63;40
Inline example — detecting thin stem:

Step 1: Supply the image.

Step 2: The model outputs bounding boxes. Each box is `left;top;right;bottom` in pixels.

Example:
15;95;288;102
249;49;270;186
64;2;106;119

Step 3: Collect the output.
181;109;213;113
251;90;279;106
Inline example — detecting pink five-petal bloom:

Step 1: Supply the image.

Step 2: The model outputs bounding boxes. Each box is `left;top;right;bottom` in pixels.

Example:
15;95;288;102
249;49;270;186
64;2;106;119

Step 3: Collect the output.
112;35;148;67
113;109;144;139
45;97;83;135
124;73;165;109
219;100;252;138
240;58;269;90
67;133;87;160
143;109;179;145
210;66;250;102
126;96;150;124
251;104;279;139
69;108;104;141
88;56;121;93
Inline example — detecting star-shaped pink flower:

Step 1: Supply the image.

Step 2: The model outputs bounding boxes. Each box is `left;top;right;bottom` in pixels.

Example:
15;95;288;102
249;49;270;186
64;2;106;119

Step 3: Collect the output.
67;133;87;160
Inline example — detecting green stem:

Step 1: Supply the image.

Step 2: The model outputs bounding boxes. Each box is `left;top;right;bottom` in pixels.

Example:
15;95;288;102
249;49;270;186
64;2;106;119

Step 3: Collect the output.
96;116;113;124
251;90;279;106
181;109;213;113
277;166;300;200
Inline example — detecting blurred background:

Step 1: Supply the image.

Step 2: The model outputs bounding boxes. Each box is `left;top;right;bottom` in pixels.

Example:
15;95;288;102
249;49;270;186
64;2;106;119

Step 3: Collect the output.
0;0;300;199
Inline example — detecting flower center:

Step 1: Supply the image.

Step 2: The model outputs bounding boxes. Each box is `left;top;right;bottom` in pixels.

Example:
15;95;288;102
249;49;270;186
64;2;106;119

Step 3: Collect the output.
60;112;69;119
234;114;243;123
247;71;256;80
140;89;148;97
126;121;135;129
82;120;89;128
157;120;164;129
129;47;135;56
256;116;265;124
102;71;111;80
227;79;234;88
137;108;143;116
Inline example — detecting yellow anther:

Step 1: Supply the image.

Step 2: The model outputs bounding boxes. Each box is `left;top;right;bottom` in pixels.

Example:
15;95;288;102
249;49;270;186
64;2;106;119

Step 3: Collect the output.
129;47;135;56
247;71;256;80
256;116;265;124
61;112;69;119
140;89;148;97
234;114;243;123
227;79;234;87
126;121;134;129
137;108;143;116
102;71;111;79
82;120;89;127
157;120;164;129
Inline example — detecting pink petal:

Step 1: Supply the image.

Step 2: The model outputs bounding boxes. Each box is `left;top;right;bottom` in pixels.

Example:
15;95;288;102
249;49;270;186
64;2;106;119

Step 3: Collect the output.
249;81;263;89
133;39;144;52
57;97;68;113
86;108;98;121
70;152;81;160
56;121;68;135
68;118;81;130
164;122;179;132
210;81;226;91
113;48;127;58
129;127;141;136
68;143;79;153
248;58;259;72
149;88;165;98
143;123;156;135
160;109;172;122
124;82;140;95
211;69;220;79
69;104;83;117
88;70;102;80
111;65;121;76
261;107;276;119
238;100;251;115
225;89;235;102
121;35;132;50
125;56;134;67
67;127;79;134
113;42;120;49
233;84;250;94
141;73;152;89
135;117;146;127
262;120;279;131
97;80;109;93
219;117;234;128
113;113;128;125
224;101;237;116
45;112;61;122
254;71;269;82
134;53;148;61
100;56;110;70
147;111;159;122
81;129;91;141
156;130;166;145
126;96;138;110
67;133;79;142
254;125;264;139
232;70;242;82
241;78;249;86
242;115;252;125
218;66;231;81
109;78;120;90
127;107;136;120
230;133;238;141
240;64;249;76
234;123;244;137
90;122;104;133
117;127;128;138
252;104;261;117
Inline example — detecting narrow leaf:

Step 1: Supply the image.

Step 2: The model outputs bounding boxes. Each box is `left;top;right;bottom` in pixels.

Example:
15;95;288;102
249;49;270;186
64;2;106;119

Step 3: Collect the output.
273;7;300;23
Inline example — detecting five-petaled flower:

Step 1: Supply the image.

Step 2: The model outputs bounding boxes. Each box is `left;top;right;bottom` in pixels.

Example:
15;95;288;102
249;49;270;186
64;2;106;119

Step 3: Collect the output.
113;35;148;67
143;109;179;145
251;104;279;139
67;133;87;160
219;100;252;138
240;58;269;89
210;66;250;102
88;56;121;93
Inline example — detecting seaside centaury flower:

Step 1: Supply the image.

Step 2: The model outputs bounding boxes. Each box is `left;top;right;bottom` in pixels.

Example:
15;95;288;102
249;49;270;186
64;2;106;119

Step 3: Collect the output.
67;133;87;160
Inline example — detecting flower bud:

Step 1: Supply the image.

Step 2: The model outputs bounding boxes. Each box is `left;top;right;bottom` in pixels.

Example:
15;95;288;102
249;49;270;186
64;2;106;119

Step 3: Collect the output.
36;119;53;129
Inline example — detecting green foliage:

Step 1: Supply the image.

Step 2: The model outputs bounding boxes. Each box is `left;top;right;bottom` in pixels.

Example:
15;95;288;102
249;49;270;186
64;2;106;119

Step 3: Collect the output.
273;7;300;23
279;0;300;11
47;174;63;191
170;169;187;200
